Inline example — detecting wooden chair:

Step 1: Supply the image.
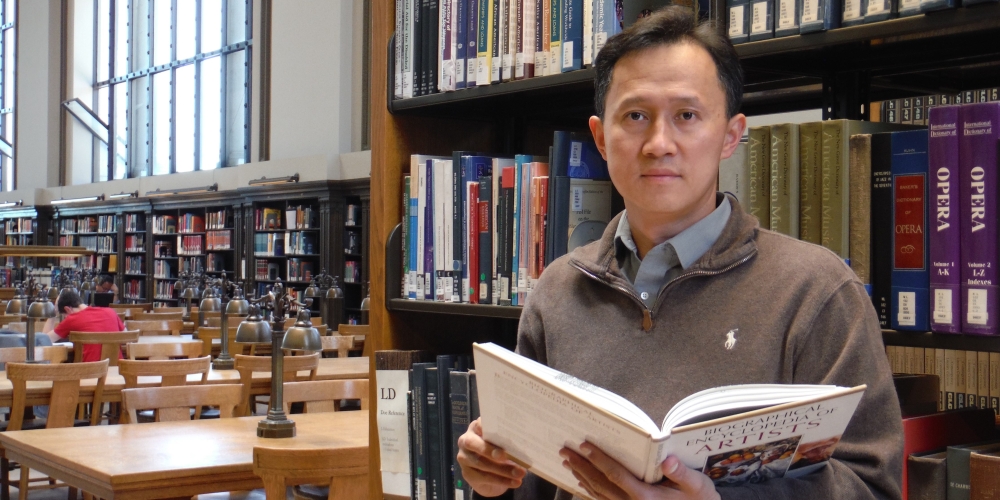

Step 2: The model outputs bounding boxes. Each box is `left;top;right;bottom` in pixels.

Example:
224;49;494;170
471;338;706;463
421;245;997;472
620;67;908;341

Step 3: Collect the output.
0;345;71;368
111;302;152;312
121;384;243;423
336;324;369;356
2;359;109;500
131;311;184;321
126;341;203;360
252;444;368;500
0;288;15;300
0;314;23;328
197;326;248;358
117;356;211;423
320;335;354;359
125;319;184;336
282;379;369;414
233;353;320;416
206;315;246;328
68;330;140;365
3;320;45;334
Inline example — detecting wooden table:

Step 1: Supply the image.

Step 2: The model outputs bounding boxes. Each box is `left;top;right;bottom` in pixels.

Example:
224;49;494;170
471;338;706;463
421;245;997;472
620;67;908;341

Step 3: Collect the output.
0;356;369;407
0;410;368;500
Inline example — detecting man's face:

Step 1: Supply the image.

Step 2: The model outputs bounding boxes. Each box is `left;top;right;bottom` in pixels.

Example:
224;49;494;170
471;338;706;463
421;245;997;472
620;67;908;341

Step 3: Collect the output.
589;42;745;229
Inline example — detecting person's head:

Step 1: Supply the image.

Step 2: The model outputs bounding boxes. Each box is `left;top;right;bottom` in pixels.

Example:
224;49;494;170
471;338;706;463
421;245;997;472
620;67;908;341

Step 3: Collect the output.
97;275;116;292
57;290;84;314
589;7;747;236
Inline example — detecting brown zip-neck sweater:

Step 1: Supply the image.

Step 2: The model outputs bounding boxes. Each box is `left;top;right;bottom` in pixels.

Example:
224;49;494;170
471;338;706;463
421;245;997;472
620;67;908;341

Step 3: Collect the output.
513;194;902;500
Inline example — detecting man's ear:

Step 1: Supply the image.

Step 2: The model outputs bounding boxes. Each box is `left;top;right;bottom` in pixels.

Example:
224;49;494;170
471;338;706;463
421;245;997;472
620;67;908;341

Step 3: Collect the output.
589;115;608;161
720;113;747;160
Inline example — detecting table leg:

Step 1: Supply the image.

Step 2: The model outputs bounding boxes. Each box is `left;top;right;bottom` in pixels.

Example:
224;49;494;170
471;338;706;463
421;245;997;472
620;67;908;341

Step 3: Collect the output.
328;473;367;499
260;473;286;500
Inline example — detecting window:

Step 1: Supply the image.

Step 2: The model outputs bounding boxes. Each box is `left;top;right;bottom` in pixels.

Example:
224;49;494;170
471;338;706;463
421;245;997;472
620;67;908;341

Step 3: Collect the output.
71;0;251;181
0;0;14;191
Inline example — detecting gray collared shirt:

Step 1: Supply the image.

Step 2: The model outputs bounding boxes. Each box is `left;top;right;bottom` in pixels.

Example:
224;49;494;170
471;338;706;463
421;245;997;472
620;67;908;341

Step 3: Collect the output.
614;196;732;309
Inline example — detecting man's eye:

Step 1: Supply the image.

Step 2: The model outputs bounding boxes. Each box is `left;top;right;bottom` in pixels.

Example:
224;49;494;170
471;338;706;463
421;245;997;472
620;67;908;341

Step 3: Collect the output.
628;112;645;121
679;112;695;120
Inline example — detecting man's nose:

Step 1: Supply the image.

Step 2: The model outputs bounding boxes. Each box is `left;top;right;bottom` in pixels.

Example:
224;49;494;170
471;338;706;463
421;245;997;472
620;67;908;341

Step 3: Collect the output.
641;118;678;157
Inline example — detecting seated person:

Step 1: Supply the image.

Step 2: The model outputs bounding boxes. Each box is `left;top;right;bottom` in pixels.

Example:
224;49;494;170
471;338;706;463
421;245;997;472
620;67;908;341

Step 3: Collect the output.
44;290;125;362
95;275;119;303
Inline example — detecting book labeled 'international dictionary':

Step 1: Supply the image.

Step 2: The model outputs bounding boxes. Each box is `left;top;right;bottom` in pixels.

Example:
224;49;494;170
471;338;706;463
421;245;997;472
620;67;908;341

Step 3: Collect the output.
473;342;865;497
928;105;962;334
890;130;930;332
959;102;1000;335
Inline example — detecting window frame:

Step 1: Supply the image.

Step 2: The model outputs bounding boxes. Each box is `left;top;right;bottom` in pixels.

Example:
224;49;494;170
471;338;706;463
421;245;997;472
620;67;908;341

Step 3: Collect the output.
0;0;16;191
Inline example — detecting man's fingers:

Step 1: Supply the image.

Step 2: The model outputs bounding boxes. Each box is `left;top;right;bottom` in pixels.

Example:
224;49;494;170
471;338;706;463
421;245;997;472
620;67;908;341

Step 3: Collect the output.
456;446;525;480
577;442;647;496
561;447;629;500
660;456;720;500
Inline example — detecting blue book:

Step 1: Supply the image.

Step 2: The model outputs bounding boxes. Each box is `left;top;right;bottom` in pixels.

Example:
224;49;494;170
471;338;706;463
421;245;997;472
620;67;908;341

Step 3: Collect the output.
863;0;895;23
456;0;468;89
898;0;921;15
595;0;621;52
727;0;751;44
890;130;930;332
410;181;419;299
459;154;492;303
466;0;478;87
748;0;774;41
424;158;435;300
841;0;865;26
774;0;799;37
561;0;583;72
799;0;841;33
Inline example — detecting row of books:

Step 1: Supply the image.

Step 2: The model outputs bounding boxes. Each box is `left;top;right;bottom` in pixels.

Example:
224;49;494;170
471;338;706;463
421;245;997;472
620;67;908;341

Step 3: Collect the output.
79;235;116;254
125;213;144;232
177;235;204;255
179;256;203;274
253;206;319;231
4;235;31;245
727;0;980;44
374;351;479;500
392;0;627;99
908;437;1000;500
206;230;232;250
877;87;1000;126
255;261;281;281
123;279;145;300
402;131;611;306
154;241;174;258
59;215;117;234
286;231;317;255
3;218;30;234
177;213;206;233
206;254;226;272
206;209;229;230
288;258;316;282
153;281;176;300
78;254;117;273
346;204;362;226
152;215;178;234
124;256;144;275
253;233;285;257
886;345;1000;413
153;260;175;279
344;261;362;283
125;234;145;252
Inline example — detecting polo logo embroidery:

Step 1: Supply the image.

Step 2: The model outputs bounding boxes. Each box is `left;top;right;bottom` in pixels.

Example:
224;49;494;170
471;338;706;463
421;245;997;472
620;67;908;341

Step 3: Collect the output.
724;329;738;350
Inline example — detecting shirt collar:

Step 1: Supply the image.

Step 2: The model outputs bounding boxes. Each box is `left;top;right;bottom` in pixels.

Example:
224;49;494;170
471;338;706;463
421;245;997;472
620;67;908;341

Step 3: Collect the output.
614;195;732;269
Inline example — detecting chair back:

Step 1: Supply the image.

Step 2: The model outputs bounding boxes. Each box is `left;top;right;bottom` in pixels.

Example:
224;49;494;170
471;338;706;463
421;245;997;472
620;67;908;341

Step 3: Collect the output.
111;303;153;312
206;315;247;328
117;356;210;388
4;320;46;333
233;353;320;416
6;359;110;429
337;324;369;356
121;384;243;423
126;341;203;360
125;319;184;336
282;379;369;414
0;345;72;369
0;314;23;327
131;311;184;321
321;335;354;358
197;326;246;358
252;444;368;500
68;330;140;365
0;288;14;300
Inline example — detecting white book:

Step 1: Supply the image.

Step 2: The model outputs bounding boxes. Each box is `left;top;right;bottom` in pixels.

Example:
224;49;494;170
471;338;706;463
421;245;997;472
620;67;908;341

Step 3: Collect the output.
583;0;593;67
403;0;415;98
477;0;493;85
505;0;516;80
433;159;448;300
474;342;866;498
439;0;453;92
395;0;404;98
413;155;448;300
521;0;537;78
492;0;505;82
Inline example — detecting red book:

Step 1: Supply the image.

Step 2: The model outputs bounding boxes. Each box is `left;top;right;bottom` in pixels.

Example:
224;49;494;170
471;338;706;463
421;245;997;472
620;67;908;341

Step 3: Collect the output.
469;182;480;304
901;408;996;499
538;176;548;275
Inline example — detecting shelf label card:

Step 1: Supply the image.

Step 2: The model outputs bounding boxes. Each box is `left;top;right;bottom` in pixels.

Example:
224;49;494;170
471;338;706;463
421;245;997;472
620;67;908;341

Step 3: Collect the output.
778;0;797;28
843;0;862;20
801;0;819;23
900;0;920;9
898;291;916;326
933;289;953;324
562;41;574;69
751;1;769;34
867;0;887;15
728;6;746;37
969;289;989;325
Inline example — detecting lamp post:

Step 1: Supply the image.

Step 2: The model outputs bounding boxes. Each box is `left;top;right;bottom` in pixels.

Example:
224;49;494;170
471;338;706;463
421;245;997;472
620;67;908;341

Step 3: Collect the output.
198;275;221;328
360;280;370;325
25;285;56;363
235;281;321;438
6;283;27;316
213;272;248;370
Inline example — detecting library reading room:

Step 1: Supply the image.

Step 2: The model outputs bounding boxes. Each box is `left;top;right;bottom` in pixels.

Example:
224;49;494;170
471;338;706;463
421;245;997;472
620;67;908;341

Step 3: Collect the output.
1;0;998;499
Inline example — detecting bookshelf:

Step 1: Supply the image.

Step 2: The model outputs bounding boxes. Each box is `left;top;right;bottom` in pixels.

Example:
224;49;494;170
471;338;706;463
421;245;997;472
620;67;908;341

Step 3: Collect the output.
369;2;1000;497
122;210;149;303
0;206;53;285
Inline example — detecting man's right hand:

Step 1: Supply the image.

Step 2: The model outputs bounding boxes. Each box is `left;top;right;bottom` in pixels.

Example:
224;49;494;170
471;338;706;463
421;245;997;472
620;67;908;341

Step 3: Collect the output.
456;417;526;497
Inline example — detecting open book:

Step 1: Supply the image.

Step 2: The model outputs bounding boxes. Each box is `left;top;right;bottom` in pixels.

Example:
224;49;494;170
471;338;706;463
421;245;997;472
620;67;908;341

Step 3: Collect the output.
473;343;866;497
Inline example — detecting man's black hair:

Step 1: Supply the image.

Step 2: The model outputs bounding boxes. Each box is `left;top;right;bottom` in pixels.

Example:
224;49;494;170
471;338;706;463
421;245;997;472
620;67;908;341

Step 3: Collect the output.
100;275;114;285
593;6;744;119
57;290;83;312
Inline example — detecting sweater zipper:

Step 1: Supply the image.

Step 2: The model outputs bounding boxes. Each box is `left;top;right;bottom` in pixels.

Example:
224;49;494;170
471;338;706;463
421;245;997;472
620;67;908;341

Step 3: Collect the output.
570;249;757;332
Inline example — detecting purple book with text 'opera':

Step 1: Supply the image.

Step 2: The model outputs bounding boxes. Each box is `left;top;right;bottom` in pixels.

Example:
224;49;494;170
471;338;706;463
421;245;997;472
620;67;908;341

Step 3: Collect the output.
929;105;962;334
959;102;1000;335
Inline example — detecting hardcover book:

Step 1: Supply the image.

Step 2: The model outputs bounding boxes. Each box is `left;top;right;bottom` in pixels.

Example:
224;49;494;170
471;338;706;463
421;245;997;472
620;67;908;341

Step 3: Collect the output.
947;441;1000;500
774;0;799;37
769;123;799;237
871;133;893;328
906;449;947;500
971;451;1000;500
799;0;841;32
889;130;930;332
959;102;1000;335
848;134;871;288
748;0;773;41
798;122;823;245
863;0;895;22
727;0;750;43
841;0;865;24
928;105;961;334
375;350;433;499
719;142;749;210
748;126;771;229
900;407;998;500
474;342;866;497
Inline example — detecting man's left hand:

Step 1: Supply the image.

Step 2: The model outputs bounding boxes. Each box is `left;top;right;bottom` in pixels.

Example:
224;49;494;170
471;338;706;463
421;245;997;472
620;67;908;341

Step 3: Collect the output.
560;443;721;500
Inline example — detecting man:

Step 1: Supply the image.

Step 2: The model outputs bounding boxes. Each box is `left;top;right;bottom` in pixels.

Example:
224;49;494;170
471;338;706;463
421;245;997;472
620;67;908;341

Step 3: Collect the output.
456;7;901;500
95;275;119;303
45;290;125;362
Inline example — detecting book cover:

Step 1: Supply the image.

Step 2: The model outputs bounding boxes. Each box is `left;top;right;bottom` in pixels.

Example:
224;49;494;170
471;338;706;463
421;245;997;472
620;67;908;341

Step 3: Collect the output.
474;342;866;497
727;0;750;44
863;0;895;22
376;350;433;498
769;123;799;237
467;0;479;86
906;449;947;500
561;0;583;71
890;130;930;332
748;0;773;41
718;142;750;211
799;0;841;32
968;350;979;408
798;122;822;245
979;350;990;409
928;105;961;334
748;126;771;229
948;441;1000;500
848;134;872;288
901;407;997;500
871;133;893;328
841;0;865;25
774;0;798;37
449;370;473;500
960;102;1000;335
478;175;493;304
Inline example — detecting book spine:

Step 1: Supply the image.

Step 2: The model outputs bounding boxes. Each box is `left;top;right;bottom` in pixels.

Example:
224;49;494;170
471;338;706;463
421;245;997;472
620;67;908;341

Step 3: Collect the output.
420;0;430;95
538;176;548;274
848;134;872;287
727;0;750;43
491;0;503;82
404;176;411;298
863;0;895;23
425;159;436;300
518;161;532;305
404;0;415;97
434;159;447;301
769;123;799;237
501;167;515;306
775;0;799;36
469;182;480;304
928;105;961;334
991;351;1000;414
453;155;465;302
429;0;440;93
561;0;582;71
467;0;478;86
410;177;420;299
477;0;492;85
748;0;774;41
515;0;525;79
435;356;455;500
748;126;771;229
506;0;516;81
798;122;822;244
440;0;452;92
968;349;979;407
871;133;893;328
583;0;593;67
890;130;930;332
376;366;414;498
979;350;990;409
549;0;561;75
800;0;840;32
595;0;618;52
549;132;571;261
411;363;432;500
425;367;441;500
408;391;417;499
396;0;405;98
478;176;493;304
523;0;536;78
945;349;956;409
450;371;472;500
820;121;848;259
540;0;551;76
456;0;467;89
960;103;1000;335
